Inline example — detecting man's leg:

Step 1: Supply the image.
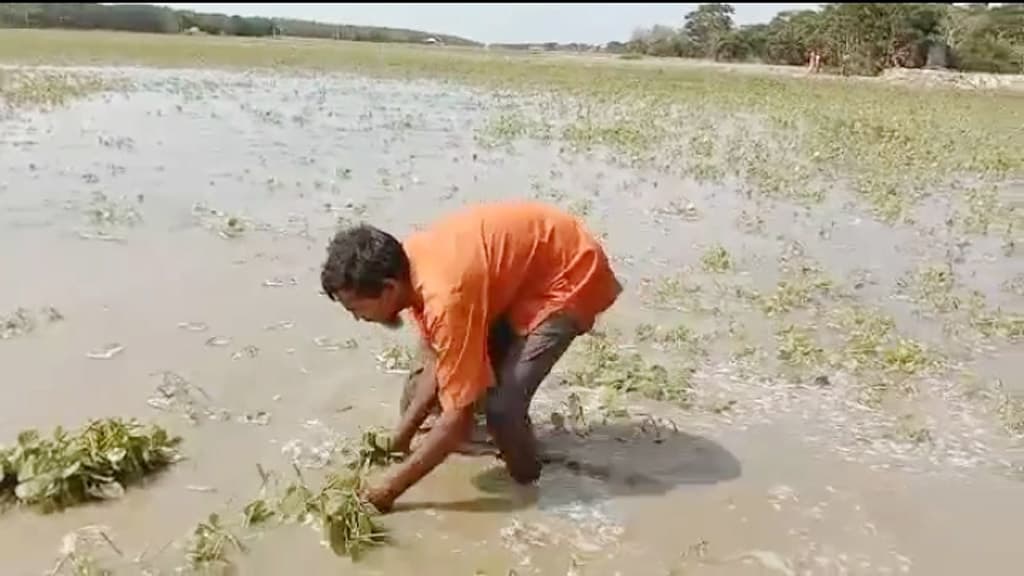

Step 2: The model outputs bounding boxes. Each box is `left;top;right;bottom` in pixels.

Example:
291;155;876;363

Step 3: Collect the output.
485;314;580;484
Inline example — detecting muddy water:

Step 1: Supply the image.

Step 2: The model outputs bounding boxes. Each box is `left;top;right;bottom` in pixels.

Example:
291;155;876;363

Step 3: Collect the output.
1;66;1023;575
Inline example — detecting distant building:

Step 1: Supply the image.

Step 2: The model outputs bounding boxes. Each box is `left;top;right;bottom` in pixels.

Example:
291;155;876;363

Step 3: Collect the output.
423;37;440;45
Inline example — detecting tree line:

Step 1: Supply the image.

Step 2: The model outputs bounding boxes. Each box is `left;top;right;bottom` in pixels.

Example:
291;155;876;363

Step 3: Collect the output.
0;3;478;46
627;3;1024;75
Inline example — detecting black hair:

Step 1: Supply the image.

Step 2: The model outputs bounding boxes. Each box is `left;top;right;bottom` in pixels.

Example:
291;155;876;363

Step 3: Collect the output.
320;224;410;300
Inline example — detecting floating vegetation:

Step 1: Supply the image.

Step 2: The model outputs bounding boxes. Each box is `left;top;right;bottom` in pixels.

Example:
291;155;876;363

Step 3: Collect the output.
0;69;113;110
891;414;934;446
278;470;387;560
700;245;733;273
47;525;134;576
655;199;701;221
905;263;957;313
881;338;932;376
902;264;1022;342
996;384;1024;436
964;293;1024;342
313;336;359;351
231;345;260;360
261;277;298;288
819;305;941;404
758;264;835;316
551;392;590;436
233;431;396;567
177;321;209;333
645;276;706;313
237;411;271;426
205;336;231;348
1;307;37;339
566;332;694;406
1;306;63;340
146;371;221;425
376;343;414;373
351;429;402;470
736;210;766;235
280;420;346;470
958;185;1001;235
596;387;629;421
83;191;143;229
85;343;124;360
190;202;257;240
170;430;397;572
775;325;824;369
568;198;593;218
219;216;246;239
633;322;705;358
828;306;897;371
184;513;245;573
0;418;181;513
242;497;275;529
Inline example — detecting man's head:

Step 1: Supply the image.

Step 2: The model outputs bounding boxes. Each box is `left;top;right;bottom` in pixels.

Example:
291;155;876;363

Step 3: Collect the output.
320;224;411;330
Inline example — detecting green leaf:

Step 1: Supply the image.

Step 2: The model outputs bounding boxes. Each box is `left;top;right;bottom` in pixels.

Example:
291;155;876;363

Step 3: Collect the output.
87;481;125;500
242;499;275;527
62;461;82;479
15;476;50;501
106;447;127;465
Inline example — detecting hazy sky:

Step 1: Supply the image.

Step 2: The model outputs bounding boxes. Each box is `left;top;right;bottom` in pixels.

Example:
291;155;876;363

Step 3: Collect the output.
150;3;819;45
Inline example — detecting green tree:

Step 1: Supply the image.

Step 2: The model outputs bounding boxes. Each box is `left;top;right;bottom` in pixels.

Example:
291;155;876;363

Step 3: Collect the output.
683;3;736;60
765;10;824;65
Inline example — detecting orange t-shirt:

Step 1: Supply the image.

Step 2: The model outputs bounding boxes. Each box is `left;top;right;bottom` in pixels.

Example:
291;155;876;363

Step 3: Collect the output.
403;201;621;412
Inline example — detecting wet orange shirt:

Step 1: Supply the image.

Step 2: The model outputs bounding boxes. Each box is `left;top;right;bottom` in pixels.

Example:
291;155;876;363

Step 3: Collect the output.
404;201;621;412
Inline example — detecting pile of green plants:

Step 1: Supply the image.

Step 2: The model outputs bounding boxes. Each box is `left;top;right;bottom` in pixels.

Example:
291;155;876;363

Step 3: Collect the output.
0;418;182;513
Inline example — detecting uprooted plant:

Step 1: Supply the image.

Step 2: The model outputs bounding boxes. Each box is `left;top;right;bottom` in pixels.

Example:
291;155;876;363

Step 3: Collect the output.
275;468;388;560
179;428;400;572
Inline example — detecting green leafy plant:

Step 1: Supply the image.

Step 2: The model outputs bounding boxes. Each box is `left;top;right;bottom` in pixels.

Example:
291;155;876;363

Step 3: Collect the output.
775;325;824;368
275;469;387;560
1;418;181;513
700;245;733;273
567;333;694;406
350;429;403;470
184;513;245;572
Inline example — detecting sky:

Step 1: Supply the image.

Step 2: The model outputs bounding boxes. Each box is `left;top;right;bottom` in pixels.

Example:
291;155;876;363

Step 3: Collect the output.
148;3;820;45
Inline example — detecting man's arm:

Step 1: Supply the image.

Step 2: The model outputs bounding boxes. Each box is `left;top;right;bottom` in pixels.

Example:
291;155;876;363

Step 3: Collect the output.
366;403;473;511
366;294;489;512
391;367;438;453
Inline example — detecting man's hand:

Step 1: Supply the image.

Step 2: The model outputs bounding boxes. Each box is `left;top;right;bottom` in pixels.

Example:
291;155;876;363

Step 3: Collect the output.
361;483;397;514
371;403;474;510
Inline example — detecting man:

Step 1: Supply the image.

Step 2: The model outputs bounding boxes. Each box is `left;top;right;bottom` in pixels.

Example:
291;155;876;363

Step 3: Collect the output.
319;200;622;512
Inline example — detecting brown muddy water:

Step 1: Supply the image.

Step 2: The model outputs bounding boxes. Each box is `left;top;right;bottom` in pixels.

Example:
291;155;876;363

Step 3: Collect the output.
1;65;1023;575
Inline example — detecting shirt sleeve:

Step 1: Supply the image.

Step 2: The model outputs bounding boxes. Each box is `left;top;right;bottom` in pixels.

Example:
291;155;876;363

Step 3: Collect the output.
424;291;494;413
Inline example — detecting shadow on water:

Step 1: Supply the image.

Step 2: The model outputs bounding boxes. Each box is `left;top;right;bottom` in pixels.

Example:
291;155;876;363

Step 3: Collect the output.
395;422;741;514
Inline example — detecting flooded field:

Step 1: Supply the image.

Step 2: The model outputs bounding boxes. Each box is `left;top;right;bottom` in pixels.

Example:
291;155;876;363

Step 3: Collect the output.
1;31;1023;575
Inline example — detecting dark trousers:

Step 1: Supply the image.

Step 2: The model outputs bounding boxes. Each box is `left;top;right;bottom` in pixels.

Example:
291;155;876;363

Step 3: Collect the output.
401;313;580;483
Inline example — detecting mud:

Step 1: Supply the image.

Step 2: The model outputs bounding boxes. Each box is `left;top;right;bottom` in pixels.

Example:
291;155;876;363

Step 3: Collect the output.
1;65;1022;575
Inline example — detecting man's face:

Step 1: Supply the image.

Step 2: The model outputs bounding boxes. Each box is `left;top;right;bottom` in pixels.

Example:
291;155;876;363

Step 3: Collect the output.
334;282;404;330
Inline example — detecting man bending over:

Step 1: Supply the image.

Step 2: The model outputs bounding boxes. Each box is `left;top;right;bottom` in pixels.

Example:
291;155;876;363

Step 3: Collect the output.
319;201;622;512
